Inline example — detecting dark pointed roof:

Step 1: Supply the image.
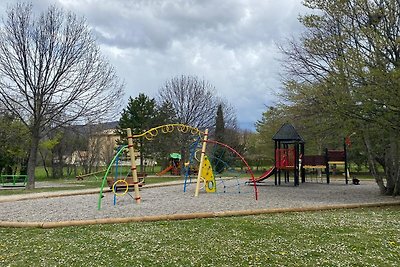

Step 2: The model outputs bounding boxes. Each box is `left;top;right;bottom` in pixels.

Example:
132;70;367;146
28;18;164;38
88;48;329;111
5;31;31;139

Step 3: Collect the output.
272;123;304;143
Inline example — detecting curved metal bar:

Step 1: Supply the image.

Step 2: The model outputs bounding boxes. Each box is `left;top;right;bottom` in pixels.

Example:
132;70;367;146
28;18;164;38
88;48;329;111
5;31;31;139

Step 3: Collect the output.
205;139;258;200
98;145;128;210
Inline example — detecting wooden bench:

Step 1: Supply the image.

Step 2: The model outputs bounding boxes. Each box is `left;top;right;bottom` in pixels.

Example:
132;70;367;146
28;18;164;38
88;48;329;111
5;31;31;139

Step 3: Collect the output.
106;173;147;190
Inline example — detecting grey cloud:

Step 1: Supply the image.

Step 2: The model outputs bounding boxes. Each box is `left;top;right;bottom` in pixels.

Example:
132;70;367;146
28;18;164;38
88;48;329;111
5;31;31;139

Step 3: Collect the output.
61;0;305;51
0;0;306;130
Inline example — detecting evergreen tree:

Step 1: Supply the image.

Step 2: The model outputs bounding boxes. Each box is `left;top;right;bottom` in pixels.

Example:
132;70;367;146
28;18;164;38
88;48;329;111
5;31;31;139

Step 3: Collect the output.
213;104;226;173
117;94;159;172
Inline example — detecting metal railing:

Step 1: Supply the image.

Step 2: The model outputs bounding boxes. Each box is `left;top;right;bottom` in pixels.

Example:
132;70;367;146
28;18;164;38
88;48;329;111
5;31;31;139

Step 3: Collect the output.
0;175;27;187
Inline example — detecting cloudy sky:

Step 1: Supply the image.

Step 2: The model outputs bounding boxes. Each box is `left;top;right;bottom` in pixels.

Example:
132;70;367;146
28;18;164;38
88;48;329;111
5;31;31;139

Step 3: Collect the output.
0;0;308;130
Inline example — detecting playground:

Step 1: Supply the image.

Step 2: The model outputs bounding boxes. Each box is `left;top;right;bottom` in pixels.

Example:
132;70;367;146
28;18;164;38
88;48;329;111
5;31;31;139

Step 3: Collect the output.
0;124;399;267
0;123;399;227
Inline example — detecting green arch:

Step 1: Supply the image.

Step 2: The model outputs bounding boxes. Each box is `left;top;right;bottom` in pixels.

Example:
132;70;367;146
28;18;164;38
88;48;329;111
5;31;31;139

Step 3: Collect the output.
98;145;127;210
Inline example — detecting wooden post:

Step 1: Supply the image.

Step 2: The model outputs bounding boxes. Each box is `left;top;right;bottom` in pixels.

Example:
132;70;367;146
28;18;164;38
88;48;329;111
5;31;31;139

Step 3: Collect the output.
127;128;141;204
195;129;208;197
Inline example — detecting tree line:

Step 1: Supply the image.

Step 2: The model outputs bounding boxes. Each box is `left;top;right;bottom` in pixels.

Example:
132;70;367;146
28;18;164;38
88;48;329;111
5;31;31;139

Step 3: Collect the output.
255;0;400;196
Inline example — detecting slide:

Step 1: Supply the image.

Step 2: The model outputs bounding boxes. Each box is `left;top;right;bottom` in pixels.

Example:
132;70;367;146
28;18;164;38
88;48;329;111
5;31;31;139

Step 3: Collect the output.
156;165;173;176
251;167;276;183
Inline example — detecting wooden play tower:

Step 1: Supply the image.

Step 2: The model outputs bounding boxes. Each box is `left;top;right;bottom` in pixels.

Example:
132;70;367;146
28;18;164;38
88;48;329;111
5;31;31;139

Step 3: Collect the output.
272;123;305;186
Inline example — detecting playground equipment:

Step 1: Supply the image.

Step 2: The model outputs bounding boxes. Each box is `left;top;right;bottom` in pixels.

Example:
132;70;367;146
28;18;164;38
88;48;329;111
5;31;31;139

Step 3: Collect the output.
266;123;351;186
97;124;259;210
302;148;350;184
194;131;258;199
201;155;216;192
157;153;181;176
98;128;142;210
183;136;201;192
251;167;276;183
98;124;205;210
189;140;255;195
272;123;304;186
97;144;142;209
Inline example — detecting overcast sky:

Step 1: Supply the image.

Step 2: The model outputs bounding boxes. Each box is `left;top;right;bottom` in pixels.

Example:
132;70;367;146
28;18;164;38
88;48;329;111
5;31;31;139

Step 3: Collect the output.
1;0;308;130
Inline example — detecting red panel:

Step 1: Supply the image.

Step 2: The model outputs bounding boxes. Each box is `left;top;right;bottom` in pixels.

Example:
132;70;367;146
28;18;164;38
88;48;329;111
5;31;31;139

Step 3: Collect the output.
275;148;295;169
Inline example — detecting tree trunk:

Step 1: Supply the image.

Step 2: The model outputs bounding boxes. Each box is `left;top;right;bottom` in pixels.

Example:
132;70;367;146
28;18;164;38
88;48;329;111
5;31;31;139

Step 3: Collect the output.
39;150;50;178
384;132;400;196
26;134;40;189
394;164;400;196
362;132;386;194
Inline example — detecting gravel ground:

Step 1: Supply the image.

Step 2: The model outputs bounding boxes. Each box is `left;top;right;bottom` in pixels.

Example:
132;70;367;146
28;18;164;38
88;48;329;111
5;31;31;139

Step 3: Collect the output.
0;179;398;223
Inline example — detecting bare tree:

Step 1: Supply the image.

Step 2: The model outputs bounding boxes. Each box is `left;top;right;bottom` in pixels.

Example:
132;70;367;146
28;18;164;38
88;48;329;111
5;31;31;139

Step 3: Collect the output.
0;3;123;188
157;75;240;169
157;75;219;129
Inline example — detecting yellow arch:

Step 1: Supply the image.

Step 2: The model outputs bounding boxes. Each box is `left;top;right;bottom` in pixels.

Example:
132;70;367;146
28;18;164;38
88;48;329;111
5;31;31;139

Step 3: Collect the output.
131;124;205;140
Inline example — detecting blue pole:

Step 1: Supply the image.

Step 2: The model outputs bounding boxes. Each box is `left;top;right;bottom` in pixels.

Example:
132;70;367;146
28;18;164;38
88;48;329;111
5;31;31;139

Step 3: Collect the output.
184;137;201;192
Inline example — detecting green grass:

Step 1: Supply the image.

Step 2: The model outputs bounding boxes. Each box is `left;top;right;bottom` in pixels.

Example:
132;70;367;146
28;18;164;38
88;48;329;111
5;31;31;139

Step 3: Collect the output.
0;207;399;266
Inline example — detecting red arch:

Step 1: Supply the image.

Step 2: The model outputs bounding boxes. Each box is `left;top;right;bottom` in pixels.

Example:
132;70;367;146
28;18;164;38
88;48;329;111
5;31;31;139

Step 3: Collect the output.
205;139;258;200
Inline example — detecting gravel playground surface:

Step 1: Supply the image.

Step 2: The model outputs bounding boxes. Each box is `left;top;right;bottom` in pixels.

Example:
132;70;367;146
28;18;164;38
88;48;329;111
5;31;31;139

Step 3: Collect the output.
0;179;399;223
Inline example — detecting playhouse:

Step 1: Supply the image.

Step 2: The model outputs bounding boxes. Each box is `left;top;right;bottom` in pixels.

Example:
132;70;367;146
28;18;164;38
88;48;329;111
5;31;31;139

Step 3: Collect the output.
272;123;305;186
270;123;350;186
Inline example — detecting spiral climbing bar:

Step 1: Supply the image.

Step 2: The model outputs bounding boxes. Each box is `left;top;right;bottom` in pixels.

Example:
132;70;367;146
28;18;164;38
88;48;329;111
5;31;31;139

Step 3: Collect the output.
131;124;205;140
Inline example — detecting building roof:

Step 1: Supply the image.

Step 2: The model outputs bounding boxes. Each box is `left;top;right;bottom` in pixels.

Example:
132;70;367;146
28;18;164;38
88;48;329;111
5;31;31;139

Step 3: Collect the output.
272;123;304;143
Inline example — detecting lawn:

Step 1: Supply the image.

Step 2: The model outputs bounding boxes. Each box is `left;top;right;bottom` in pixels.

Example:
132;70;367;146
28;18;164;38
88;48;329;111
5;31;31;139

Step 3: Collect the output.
0;207;398;266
